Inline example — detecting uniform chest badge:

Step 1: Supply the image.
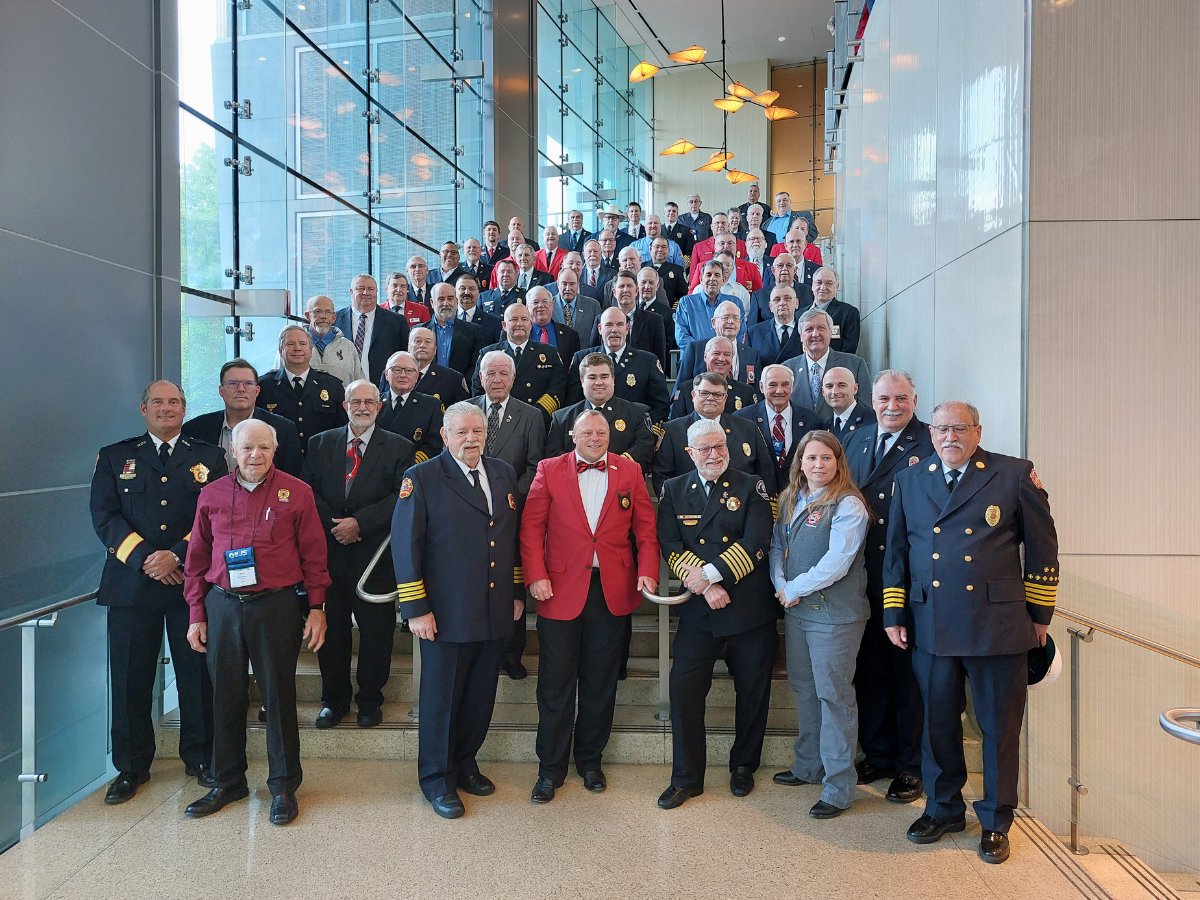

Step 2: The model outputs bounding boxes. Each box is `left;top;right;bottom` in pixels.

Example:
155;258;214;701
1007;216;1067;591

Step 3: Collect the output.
726;496;740;511
627;373;637;386
668;271;675;279
399;478;414;499
120;459;137;479
928;463;937;472
909;456;920;466
619;490;631;509
734;397;743;410
277;488;290;502
508;493;517;510
614;418;626;432
413;428;423;441
985;505;1001;527
190;463;210;484
806;509;822;526
539;353;547;363
320;389;330;401
756;479;769;500
267;404;278;410
743;442;752;457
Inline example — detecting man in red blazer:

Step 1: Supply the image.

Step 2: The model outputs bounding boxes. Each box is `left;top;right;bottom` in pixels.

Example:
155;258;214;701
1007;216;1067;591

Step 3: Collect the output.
520;410;659;803
535;225;567;279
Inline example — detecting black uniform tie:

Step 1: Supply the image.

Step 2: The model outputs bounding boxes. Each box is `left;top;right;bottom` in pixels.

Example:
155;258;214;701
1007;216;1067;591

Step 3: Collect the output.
512;345;523;365
947;469;961;492
874;434;890;468
292;375;303;397
469;469;489;510
159;441;171;466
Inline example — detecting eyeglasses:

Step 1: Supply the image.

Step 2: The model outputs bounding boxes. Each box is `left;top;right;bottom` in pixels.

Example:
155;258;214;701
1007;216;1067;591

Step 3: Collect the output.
691;444;726;456
694;390;726;400
222;380;257;390
347;398;378;408
387;366;418;376
931;424;974;436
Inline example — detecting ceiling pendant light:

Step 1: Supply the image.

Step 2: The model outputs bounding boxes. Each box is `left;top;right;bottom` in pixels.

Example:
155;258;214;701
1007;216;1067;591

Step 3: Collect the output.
713;97;743;112
763;106;800;120
753;90;780;106
725;168;758;184
629;62;659;83
726;81;757;99
667;45;707;64
659;138;697;156
693;150;732;172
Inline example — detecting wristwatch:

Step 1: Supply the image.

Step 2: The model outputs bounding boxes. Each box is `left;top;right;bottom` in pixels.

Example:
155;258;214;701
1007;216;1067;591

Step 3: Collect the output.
172;552;183;568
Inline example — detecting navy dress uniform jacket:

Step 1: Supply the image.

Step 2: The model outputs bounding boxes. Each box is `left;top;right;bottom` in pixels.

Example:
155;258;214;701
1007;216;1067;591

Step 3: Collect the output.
665;222;696;257
547;397;655;472
567;346;671;425
377;389;444;463
479;285;527;316
92;434;228;608
471;341;568;424
882;447;1059;657
745;319;806;368
413;364;470;407
655;262;688;309
256;368;348;452
182;408;303;477
652;412;775;497
734;401;823;496
669;375;759;420
827;401;876;443
391;451;523;643
657;468;777;637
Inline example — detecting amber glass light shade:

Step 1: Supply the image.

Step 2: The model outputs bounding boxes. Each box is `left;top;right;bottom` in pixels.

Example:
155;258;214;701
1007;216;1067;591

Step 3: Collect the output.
667;45;707;64
753;90;780;106
659;138;697;156
726;81;757;99
629;62;659;83
725;168;758;184
713;97;744;112
763;106;800;120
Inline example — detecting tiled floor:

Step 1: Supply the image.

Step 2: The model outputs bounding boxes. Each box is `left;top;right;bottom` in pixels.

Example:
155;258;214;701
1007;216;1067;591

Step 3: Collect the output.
0;760;1179;900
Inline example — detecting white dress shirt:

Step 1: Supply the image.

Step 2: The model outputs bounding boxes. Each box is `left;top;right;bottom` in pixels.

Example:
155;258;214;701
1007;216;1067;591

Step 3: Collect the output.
285;367;311;389
148;432;181;456
576;453;609;566
775;318;796;347
767;403;793;455
454;456;493;514
348;423;375;451
391;391;412;410
830;406;856;431
459;305;478;323
485;394;510;424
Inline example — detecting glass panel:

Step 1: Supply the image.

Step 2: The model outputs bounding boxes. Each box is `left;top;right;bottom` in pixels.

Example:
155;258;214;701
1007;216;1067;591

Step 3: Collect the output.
177;0;230;129
181;292;231;418
179;111;233;291
294;41;370;202
237;157;290;290
236;1;287;163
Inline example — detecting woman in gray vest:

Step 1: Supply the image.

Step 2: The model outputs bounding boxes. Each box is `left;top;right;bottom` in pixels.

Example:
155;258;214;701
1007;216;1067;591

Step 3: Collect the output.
770;430;871;819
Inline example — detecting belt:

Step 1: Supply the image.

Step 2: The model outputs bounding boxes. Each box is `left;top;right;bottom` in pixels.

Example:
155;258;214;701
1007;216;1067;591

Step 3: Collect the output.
218;585;291;603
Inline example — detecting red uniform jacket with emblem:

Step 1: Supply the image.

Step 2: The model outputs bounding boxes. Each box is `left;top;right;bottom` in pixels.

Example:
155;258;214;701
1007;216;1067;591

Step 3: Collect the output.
519;451;659;620
688;254;764;294
535;245;567;279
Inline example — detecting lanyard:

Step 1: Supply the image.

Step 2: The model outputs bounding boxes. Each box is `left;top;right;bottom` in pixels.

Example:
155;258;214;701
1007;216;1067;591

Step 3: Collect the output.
229;468;275;552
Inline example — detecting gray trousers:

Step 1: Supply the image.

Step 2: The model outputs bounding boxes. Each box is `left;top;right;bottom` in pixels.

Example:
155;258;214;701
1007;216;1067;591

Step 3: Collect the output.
784;614;867;809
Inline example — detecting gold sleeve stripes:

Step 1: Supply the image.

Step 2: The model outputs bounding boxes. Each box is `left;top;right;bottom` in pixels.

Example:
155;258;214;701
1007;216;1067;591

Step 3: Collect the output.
650;422;665;437
620;452;634;461
1024;580;1057;607
718;544;755;582
882;587;907;609
513;566;524;585
414;451;429;464
668;551;705;580
535;394;559;415
770;499;779;521
396;580;426;603
115;533;145;564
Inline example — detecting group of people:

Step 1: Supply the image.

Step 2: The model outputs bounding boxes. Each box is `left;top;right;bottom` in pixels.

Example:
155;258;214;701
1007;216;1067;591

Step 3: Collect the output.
90;187;1057;866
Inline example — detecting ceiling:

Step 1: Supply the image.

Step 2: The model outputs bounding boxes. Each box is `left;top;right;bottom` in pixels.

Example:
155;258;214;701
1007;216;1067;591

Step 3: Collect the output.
607;0;834;67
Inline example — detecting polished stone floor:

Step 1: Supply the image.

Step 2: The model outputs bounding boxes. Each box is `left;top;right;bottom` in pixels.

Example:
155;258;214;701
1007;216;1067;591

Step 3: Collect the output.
0;760;1179;900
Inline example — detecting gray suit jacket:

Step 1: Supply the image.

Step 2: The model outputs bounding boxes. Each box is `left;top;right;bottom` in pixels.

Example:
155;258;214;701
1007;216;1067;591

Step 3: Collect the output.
552;295;603;345
781;350;872;421
470;395;546;496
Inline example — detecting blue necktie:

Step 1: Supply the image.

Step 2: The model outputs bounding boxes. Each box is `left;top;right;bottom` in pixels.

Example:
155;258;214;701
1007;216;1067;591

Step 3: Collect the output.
809;362;821;406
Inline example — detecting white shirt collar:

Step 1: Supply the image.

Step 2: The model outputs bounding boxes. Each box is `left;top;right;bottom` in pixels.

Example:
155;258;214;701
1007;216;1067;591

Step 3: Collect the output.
356;306;376;321
453;455;487;482
148;432;181;452
486;395;509;417
348;424;375;448
775;318;795;339
832;405;855;427
510;340;530;353
392;392;411;408
418;364;431;377
285;367;310;386
805;350;830;372
767;404;791;425
942;461;969;478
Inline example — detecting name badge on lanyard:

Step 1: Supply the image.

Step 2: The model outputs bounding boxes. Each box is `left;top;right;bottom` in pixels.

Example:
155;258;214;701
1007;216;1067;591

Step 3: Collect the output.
225;546;259;589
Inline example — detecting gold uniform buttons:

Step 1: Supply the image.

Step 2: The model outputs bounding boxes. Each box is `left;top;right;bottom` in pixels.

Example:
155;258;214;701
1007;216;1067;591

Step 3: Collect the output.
161;476;168;483
932;553;939;560
161;500;168;506
699;538;705;544
722;536;729;542
490;541;495;547
160;525;168;531
964;555;971;562
932;580;940;587
964;528;972;534
966;585;974;591
298;417;303;422
933;527;940;534
489;582;494;588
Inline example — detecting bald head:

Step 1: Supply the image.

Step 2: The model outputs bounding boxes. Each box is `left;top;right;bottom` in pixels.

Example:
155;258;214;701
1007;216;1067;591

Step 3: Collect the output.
821;366;858;416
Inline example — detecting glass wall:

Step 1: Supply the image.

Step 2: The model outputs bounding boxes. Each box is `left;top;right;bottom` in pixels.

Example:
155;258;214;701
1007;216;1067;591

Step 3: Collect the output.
178;0;486;412
535;0;652;231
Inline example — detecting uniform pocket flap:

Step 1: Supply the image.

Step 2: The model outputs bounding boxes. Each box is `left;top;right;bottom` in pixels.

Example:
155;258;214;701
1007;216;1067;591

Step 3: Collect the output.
987;579;1024;604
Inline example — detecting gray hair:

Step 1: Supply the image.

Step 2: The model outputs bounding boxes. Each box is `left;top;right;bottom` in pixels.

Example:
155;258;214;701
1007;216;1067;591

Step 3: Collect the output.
704;335;735;356
814;266;839;285
345;379;381;402
140;380;186;408
797;307;834;330
873;368;916;391
687;416;726;446
278;323;312;352
479;349;516;375
687;193;701;202
443;400;487;432
231;417;278;450
931;400;980;426
761;363;794;384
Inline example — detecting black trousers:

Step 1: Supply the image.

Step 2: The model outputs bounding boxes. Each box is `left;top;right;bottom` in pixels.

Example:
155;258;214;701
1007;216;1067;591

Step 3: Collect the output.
535;572;626;782
416;636;505;800
316;575;396;711
670;617;777;791
205;586;305;797
854;598;923;775
503;590;529;666
108;601;213;774
912;648;1026;832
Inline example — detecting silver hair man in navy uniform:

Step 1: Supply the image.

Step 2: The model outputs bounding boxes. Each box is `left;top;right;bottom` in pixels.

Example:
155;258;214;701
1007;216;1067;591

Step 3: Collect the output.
883;400;1058;865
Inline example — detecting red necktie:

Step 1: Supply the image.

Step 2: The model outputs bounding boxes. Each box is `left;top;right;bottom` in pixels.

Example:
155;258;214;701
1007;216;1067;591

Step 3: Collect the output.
345;438;363;496
772;414;786;461
537;326;550;343
576;458;607;474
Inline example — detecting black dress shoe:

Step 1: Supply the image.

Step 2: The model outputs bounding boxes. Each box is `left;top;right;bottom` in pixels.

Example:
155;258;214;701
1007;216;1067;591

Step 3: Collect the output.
772;771;812;786
886;772;923;803
907;813;966;844
185;764;216;788
657;785;699;810
257;704;267;723
809;800;845;819
730;767;754;797
855;760;897;785
185;783;250;818
582;769;606;793
270;792;299;825
104;771;150;805
618;666;628;681
531;776;562;804
458;773;496;796
430;793;465;819
314;706;349;729
979;830;1010;864
502;660;528;680
356;707;383;728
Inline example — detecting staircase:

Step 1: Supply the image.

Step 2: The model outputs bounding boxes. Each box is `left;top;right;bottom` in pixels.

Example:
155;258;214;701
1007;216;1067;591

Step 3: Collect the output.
155;601;983;773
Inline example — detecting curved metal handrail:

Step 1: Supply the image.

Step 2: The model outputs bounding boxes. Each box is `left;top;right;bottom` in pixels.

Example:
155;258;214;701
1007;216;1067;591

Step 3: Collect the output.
1160;709;1200;745
356;537;399;604
641;587;692;606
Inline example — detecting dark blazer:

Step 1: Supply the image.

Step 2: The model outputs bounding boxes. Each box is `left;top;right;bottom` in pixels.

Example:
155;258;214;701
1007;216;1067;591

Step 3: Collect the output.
480;285;526;316
747;276;815;327
531;321;582;365
669;375;759;420
480;243;509;268
547;397;655;473
460;259;493;287
655;261;688;308
618;223;646;240
256;368;348;452
745;318;806;367
679;211;713;243
800;297;861;355
303;426;414;590
183;408;304;478
406;283;435;308
333;305;411;385
657;467;776;637
677;341;764;388
515;268;554;291
567;346;671;425
643;295;678;353
781;351;872;422
377;389;444;463
558;229;592;253
651;412;775;496
827;400;877;443
664;221;695;257
734;401;824;495
459;307;503;346
416;318;484;378
587;306;667;369
391;451;523;642
414;364;470;406
469;395;546;496
470;341;568;426
579;264;618;295
613;231;636;253
428;265;467;288
843;417;934;603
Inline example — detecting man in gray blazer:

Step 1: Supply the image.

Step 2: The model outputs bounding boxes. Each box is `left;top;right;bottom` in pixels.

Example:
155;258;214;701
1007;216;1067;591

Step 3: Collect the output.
471;349;547;680
780;308;871;422
551;268;603;346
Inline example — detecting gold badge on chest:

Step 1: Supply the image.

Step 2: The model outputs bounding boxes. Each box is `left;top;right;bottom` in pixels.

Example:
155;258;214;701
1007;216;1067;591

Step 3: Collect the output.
626;373;636;387
743;442;751;457
614;419;626;432
320;389;329;401
985;505;1001;527
190;463;210;484
726;496;740;511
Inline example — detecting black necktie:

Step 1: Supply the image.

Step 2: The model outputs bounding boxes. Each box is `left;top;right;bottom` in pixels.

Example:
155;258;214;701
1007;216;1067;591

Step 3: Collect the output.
512;345;523;365
874;434;889;467
159;441;171;466
947;469;961;492
780;324;790;347
610;351;618;367
704;480;715;496
292;375;303;397
469;469;489;510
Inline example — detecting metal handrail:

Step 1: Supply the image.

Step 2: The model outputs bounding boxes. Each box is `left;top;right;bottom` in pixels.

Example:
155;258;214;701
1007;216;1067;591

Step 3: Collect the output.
1160;709;1200;745
1055;608;1200;669
640;587;692;606
0;590;98;633
356;538;398;604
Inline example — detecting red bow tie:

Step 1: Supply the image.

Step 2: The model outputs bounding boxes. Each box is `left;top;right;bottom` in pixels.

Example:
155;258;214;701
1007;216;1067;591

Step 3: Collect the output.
576;458;607;474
